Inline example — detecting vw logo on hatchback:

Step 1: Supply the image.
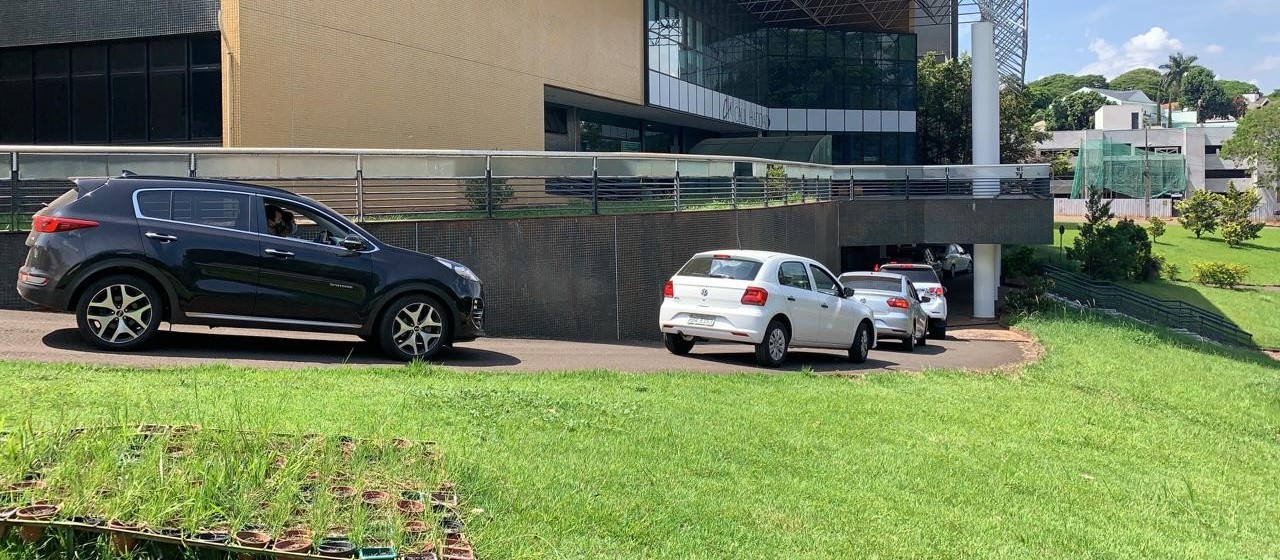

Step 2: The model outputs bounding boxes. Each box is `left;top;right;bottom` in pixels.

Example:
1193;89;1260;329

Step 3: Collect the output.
701;288;709;297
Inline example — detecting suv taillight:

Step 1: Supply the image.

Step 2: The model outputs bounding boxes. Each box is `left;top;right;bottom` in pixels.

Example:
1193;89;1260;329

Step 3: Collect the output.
927;287;945;297
888;297;910;309
741;287;768;306
32;216;99;233
663;280;674;298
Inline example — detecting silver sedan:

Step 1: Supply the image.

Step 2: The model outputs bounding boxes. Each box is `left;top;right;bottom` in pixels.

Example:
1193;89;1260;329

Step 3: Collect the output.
838;271;932;352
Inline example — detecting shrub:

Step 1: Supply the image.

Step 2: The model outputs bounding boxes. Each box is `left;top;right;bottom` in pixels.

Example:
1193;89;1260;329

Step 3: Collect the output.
764;164;789;200
1175;190;1221;238
1164;262;1181;281
1145;216;1166;241
1002;246;1041;279
1005;277;1056;316
463;177;515;211
1219;181;1264;248
1190;261;1250;288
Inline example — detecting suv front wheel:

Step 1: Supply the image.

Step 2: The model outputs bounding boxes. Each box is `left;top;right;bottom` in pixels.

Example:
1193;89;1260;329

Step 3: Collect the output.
379;294;451;361
75;274;163;351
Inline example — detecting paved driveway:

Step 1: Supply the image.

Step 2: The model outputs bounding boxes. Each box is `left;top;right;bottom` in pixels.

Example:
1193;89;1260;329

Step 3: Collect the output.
0;309;1033;374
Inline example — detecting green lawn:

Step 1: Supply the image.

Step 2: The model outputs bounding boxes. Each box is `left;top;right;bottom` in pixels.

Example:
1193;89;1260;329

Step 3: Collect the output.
1053;222;1280;285
1122;280;1280;349
2;310;1279;559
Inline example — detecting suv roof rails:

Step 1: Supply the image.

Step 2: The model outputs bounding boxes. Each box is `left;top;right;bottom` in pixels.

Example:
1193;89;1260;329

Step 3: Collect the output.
119;169;137;178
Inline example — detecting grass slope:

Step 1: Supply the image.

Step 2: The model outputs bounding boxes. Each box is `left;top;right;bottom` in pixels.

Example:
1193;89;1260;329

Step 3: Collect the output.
1;311;1278;559
1053;222;1280;285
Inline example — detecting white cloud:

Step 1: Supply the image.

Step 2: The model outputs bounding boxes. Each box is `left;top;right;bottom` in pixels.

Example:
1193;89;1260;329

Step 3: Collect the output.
1255;55;1280;72
1206;44;1225;54
1079;27;1185;78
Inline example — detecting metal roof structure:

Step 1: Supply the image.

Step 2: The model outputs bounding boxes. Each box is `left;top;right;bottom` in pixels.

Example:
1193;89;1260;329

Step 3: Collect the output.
730;0;1030;84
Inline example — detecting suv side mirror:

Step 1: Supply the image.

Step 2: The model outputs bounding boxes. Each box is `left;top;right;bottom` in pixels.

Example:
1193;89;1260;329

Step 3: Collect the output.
340;234;366;252
842;287;856;298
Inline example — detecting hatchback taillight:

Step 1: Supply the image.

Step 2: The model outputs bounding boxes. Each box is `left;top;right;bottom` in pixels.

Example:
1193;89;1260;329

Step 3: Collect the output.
888;297;910;309
663;280;674;298
927;287;945;297
32;216;99;233
741;287;768;306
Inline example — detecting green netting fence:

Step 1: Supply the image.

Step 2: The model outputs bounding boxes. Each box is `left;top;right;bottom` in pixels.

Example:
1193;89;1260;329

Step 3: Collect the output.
1070;138;1188;198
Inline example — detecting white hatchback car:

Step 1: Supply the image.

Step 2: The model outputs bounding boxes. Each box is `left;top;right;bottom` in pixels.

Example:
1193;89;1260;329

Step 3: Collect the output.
659;250;876;367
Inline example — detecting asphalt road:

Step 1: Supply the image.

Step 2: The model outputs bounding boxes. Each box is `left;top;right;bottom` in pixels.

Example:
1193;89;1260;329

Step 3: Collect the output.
0;309;1032;374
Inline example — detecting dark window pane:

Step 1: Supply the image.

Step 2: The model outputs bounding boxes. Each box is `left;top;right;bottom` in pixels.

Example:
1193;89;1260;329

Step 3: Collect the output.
149;72;187;140
33;47;68;77
110;42;146;72
111;74;146;141
33;78;70;143
0;81;34;143
1;50;32;79
777;261;812;290
190;70;221;139
71;45;107;74
72;75;108;142
149;38;186;70
191;34;221;66
677;257;763;280
544;105;568;134
172;190;250;230
136;190;172;220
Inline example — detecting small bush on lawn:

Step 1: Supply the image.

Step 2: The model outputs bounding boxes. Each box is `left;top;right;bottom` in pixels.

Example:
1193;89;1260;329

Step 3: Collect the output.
463;177;515;211
1145;216;1166;241
1163;261;1181;281
1005;277;1056;316
1220;181;1265;248
1002;246;1041;279
1175;190;1222;238
1191;261;1250;288
1068;189;1154;281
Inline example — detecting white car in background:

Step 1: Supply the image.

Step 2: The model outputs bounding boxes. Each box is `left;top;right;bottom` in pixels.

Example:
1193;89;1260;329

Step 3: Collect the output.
839;272;931;351
659;250;876;367
930;244;973;278
878;263;949;339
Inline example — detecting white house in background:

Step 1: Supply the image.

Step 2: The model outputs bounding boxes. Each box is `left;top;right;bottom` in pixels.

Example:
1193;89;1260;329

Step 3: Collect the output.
1076;87;1160;124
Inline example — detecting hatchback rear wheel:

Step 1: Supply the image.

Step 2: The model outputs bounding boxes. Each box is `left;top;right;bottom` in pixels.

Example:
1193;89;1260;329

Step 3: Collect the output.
75;275;162;351
379;294;451;361
664;333;695;355
848;322;871;364
754;320;789;367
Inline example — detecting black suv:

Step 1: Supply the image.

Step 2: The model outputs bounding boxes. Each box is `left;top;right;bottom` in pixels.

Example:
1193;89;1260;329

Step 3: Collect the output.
16;175;484;361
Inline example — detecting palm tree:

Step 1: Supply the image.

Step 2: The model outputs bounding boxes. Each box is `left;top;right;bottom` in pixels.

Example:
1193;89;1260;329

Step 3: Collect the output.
1159;52;1199;107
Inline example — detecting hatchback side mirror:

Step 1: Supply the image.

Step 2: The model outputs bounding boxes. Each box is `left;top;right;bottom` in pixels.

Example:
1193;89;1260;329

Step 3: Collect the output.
340;234;366;252
842;287;856;298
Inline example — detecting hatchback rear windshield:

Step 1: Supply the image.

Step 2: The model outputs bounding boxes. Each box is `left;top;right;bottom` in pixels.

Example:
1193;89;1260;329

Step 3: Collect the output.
880;267;939;284
842;277;901;293
677;257;763;281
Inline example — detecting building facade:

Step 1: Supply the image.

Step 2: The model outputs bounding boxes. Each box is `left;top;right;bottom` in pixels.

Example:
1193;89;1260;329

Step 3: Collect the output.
0;0;927;165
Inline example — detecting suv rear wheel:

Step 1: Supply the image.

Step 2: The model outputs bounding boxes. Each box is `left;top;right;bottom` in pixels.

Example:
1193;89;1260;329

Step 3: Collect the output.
379;294;451;361
75;274;163;351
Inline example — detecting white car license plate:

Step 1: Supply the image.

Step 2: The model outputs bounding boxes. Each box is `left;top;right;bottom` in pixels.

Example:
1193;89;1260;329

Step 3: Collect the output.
688;314;716;327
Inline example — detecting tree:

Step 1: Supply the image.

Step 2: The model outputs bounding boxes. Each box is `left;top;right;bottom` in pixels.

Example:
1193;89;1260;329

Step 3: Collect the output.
915;54;1047;165
1179;67;1231;122
1068;188;1153;281
1219;181;1264;248
1025;73;1108;110
1047;91;1113;131
1270;88;1280;99
999;87;1050;163
1174;189;1222;238
1221;104;1280;191
1110;68;1164;101
1217;79;1260;99
1159;52;1199;102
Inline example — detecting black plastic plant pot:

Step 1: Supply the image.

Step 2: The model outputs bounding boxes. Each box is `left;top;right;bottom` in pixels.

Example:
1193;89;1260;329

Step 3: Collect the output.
439;516;464;535
317;539;357;558
193;531;233;560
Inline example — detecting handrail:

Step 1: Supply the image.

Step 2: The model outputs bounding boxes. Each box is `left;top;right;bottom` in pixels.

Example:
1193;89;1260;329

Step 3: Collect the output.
1043;265;1253;347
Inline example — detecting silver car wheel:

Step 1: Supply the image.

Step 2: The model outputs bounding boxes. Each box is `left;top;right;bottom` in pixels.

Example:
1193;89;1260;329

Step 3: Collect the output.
84;284;152;344
768;328;786;362
393;302;443;357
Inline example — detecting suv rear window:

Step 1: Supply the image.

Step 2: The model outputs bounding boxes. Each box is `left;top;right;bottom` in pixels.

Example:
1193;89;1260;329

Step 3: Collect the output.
677;256;762;281
880;266;939;284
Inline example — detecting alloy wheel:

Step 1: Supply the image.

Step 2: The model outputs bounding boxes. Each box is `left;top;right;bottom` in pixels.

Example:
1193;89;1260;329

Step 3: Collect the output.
84;284;152;344
393;302;443;357
768;328;786;362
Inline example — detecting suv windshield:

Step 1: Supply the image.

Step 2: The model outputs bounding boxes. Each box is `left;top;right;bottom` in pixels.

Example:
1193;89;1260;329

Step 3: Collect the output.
880;267;939;284
677;256;763;280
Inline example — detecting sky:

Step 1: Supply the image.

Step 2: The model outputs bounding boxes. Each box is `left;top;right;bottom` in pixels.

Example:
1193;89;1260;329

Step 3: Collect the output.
1016;0;1280;92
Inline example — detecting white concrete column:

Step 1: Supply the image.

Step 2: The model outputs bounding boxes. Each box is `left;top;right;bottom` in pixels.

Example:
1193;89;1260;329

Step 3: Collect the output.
971;20;1000;319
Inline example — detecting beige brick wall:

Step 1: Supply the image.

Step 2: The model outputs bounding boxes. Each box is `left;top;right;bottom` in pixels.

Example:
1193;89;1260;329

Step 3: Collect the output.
221;0;644;149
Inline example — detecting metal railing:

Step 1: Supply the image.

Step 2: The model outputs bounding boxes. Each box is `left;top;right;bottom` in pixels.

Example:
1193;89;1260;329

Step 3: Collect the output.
1;146;1050;230
1043;265;1253;347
